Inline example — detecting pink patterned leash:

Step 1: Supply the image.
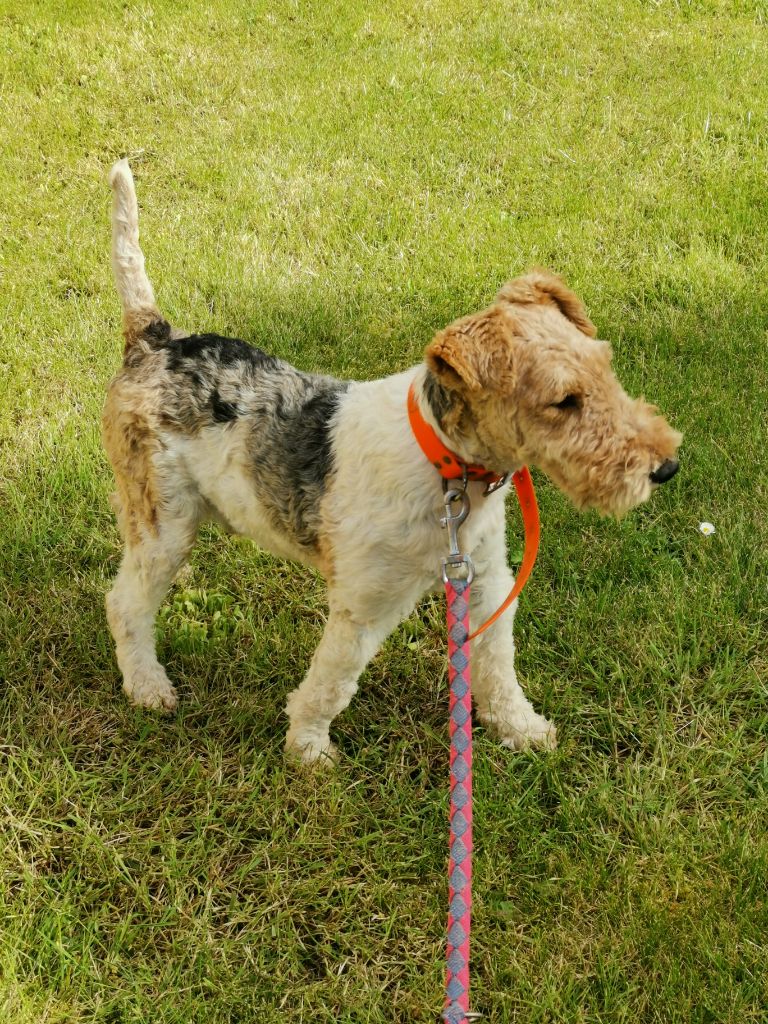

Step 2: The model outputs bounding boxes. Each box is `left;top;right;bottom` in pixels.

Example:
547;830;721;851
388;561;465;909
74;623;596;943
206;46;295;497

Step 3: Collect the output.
443;575;477;1023
439;469;539;1022
440;478;480;1022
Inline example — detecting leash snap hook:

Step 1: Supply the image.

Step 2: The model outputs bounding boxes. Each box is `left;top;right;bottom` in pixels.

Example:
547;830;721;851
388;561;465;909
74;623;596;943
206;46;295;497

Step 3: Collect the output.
440;474;475;584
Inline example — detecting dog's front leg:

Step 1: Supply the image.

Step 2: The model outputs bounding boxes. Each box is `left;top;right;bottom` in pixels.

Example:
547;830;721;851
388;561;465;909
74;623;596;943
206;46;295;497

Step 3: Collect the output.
469;531;557;751
284;606;397;765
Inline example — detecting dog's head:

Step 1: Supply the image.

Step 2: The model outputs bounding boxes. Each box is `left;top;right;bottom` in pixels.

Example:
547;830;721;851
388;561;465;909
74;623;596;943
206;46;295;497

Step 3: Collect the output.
424;270;682;516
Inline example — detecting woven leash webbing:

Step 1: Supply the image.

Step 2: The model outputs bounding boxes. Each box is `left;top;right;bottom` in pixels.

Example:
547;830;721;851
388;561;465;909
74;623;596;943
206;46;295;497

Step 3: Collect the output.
442;577;474;1024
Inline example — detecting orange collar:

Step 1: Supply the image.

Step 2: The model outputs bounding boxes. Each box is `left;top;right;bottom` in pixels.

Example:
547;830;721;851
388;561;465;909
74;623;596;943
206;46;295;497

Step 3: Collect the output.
407;381;503;485
407;378;540;640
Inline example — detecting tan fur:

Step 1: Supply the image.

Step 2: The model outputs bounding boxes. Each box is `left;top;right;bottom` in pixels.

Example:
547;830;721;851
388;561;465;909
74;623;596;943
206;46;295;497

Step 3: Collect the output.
427;307;518;394
121;308;164;355
496;268;597;337
102;355;166;545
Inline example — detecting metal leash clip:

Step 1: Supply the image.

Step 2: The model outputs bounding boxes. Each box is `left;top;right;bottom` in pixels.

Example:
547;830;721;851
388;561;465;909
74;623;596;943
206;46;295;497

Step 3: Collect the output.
440;470;475;585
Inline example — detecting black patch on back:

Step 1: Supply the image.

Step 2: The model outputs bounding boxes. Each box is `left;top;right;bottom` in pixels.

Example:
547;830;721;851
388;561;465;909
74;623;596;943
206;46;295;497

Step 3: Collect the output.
153;325;349;549
158;331;280;433
164;333;279;374
210;388;238;423
144;318;172;344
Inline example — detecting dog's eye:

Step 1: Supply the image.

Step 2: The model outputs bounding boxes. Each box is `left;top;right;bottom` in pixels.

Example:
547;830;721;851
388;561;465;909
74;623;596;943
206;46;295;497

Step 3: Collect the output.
552;393;581;411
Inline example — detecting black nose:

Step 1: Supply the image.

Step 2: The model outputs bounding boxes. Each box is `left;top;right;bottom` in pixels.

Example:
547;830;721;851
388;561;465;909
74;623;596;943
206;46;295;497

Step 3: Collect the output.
650;459;679;484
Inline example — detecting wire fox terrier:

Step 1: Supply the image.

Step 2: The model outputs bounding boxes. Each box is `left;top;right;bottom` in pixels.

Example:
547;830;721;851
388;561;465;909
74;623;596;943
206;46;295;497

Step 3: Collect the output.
103;160;681;763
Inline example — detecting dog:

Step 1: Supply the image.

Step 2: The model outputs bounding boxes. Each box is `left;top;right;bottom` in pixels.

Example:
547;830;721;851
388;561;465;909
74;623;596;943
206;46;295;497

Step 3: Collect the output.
103;159;681;764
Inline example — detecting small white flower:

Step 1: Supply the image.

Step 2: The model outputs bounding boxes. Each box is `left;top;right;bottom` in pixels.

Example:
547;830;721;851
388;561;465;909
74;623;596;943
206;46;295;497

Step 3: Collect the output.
698;521;715;536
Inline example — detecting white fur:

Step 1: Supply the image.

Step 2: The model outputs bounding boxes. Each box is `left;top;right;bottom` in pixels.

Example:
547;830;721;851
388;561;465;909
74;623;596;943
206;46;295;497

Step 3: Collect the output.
169;427;321;567
109;160;157;315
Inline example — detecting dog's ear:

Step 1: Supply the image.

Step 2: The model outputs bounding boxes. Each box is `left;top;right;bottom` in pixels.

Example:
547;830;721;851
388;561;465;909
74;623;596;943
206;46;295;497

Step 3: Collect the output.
497;270;596;338
425;308;517;393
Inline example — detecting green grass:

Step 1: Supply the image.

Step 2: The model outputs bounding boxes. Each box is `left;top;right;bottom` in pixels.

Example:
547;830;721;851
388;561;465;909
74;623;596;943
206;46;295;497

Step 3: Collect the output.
1;0;767;1020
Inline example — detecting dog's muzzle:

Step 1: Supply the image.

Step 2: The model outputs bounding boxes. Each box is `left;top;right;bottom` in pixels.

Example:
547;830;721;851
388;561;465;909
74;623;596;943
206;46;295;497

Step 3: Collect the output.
649;459;679;484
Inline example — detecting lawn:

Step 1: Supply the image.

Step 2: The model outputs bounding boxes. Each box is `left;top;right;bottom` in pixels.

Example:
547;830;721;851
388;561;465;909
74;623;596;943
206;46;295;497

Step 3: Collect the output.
1;0;767;1021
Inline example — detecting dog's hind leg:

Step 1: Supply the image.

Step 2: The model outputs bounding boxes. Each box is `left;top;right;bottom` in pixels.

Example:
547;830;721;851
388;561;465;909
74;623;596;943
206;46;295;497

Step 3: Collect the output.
106;500;201;712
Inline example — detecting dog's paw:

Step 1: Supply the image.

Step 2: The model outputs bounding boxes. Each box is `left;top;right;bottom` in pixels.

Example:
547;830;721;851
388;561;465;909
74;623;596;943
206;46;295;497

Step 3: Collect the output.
497;711;557;751
284;732;339;768
123;668;178;712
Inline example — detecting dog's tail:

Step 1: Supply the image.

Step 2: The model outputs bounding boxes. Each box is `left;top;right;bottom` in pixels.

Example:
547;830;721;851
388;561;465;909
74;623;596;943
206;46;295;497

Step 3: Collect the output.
109;159;171;354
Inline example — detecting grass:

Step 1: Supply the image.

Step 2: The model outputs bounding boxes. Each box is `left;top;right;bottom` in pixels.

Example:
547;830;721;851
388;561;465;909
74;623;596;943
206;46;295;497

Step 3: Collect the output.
1;0;767;1020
